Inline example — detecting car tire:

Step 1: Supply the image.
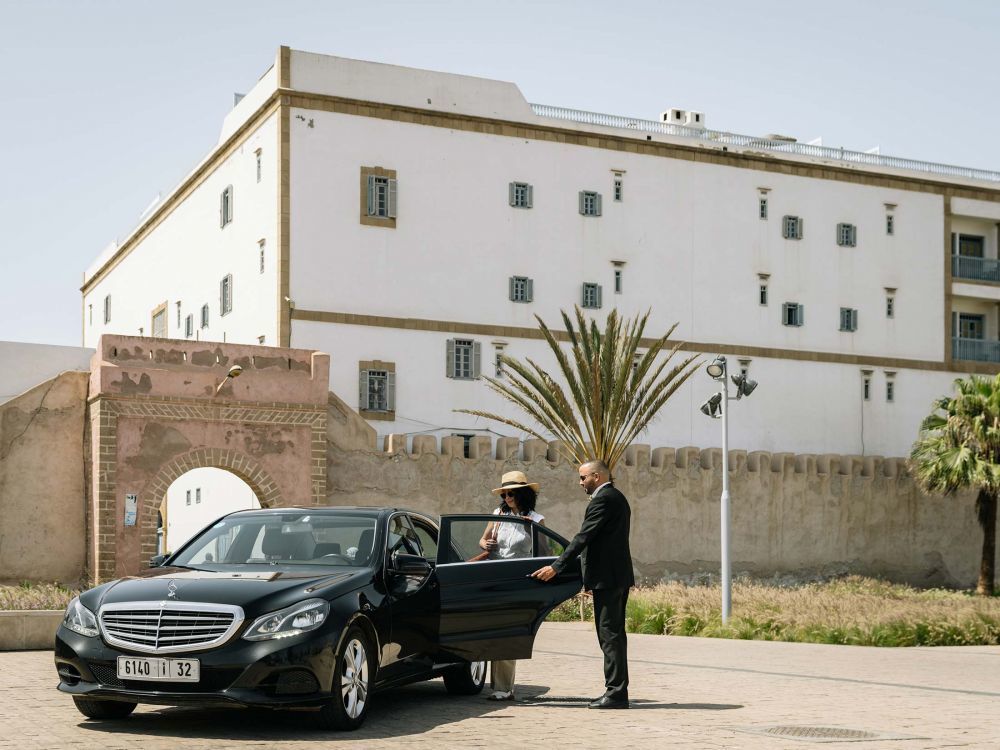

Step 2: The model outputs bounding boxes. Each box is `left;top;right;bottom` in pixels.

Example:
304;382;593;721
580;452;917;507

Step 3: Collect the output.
72;697;137;720
443;660;487;695
316;626;372;731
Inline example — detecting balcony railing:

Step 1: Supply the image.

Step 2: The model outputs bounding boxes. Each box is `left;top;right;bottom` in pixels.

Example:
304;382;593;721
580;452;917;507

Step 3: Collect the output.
953;337;1000;363
952;255;1000;283
530;103;1000;184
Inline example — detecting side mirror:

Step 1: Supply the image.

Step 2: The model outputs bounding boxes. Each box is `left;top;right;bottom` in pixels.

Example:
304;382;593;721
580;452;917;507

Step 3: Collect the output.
149;554;170;568
391;553;431;575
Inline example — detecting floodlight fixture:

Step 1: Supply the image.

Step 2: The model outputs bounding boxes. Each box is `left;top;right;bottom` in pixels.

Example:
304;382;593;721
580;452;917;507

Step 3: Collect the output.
706;355;727;380
731;373;758;399
699;392;722;418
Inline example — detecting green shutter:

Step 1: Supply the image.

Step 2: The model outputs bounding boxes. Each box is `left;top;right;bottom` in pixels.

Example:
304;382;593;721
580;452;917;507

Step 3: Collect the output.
358;370;368;410
387;178;398;218
509;182;516;207
446;339;455;378
526;278;534;303
473;342;482;378
509;277;516;301
595;193;602;216
386;372;396;411
526;184;533;208
366;175;375;216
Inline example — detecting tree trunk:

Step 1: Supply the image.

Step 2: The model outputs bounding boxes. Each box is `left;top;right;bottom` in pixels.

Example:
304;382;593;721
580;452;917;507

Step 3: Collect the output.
976;489;997;596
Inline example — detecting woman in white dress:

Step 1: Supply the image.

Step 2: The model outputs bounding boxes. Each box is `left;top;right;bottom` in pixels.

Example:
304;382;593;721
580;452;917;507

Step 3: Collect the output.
476;470;544;701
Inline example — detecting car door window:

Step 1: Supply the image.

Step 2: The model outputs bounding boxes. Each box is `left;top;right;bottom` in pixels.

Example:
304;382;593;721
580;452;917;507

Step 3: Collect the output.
534;524;566;557
439;516;536;563
387;514;421;559
408;516;438;560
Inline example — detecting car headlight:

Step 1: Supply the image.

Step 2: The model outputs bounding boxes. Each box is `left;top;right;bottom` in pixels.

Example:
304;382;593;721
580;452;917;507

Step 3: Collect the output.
63;597;99;637
243;598;330;641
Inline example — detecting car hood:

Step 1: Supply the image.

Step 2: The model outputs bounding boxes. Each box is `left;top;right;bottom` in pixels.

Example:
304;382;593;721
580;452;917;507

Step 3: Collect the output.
91;566;371;615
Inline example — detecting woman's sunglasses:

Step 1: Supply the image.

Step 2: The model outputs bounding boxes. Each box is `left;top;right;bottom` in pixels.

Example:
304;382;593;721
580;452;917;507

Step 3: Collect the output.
499;491;517;498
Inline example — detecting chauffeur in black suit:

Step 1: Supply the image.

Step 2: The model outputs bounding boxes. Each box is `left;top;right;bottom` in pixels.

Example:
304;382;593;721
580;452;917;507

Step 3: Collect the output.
531;459;634;709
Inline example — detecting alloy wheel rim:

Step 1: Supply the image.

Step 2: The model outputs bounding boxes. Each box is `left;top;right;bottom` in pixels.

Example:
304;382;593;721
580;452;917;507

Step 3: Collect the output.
470;660;486;684
340;638;369;718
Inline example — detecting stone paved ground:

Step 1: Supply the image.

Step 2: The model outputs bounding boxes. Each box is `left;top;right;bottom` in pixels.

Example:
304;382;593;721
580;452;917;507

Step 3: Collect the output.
2;622;998;749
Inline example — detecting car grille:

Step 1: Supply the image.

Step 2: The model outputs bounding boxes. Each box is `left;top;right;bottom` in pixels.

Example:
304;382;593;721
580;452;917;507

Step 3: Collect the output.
86;661;242;692
99;602;244;654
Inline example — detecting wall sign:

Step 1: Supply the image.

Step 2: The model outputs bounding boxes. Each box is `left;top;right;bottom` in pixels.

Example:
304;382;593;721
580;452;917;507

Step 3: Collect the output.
124;493;138;527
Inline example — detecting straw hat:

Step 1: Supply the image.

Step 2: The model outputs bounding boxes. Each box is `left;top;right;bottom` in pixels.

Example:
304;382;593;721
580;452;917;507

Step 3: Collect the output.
491;470;540;495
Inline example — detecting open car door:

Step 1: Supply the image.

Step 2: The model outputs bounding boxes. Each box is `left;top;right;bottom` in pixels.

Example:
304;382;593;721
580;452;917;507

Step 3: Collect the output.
435;514;582;661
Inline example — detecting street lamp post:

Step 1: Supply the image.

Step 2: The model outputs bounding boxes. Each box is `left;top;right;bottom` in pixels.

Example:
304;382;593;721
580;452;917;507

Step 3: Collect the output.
700;355;757;625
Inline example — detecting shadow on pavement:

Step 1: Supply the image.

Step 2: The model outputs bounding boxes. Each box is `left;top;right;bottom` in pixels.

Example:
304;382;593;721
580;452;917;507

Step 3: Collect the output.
517;686;742;711
74;679;516;742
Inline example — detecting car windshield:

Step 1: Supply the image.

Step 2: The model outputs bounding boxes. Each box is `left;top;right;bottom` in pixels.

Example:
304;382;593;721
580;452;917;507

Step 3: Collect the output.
170;513;378;568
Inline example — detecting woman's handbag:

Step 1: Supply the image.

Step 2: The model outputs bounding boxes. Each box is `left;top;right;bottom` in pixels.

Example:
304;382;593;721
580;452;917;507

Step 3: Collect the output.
468;522;497;562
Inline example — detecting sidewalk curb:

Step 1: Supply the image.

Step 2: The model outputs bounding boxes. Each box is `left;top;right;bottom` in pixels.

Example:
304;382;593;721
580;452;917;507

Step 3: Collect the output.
0;610;61;650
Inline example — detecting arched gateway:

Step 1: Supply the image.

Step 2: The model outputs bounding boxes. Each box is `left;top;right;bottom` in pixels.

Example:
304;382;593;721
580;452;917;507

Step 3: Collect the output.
88;335;329;580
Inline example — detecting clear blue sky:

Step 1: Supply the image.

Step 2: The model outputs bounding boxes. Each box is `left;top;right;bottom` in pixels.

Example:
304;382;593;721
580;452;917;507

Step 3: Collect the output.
2;0;998;346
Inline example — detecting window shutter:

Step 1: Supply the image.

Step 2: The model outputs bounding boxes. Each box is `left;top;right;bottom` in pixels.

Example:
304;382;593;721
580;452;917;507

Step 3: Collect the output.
797;217;804;239
227;187;233;223
446;339;455;378
837;224;843;245
595;193;602;216
951;232;957;255
951;311;957;336
509;182;516;207
509;277;516;301
579;191;585;215
219;278;224;314
799;304;804;326
366;175;375;216
386;372;396;411
358;370;369;410
387;178;398;218
526;278;534;303
473;341;482;378
852;309;858;330
581;283;588;306
526;184;533;208
851;226;857;246
596;284;603;308
219;191;225;228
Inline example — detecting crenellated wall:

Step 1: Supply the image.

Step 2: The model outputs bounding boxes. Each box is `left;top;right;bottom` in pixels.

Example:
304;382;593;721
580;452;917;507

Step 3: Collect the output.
326;434;990;589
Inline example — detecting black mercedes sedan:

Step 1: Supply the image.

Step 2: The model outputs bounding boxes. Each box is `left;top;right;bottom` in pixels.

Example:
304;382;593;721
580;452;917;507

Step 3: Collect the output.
55;507;581;730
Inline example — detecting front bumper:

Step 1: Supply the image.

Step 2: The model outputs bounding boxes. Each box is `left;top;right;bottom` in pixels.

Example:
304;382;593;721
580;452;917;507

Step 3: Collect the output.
54;622;340;709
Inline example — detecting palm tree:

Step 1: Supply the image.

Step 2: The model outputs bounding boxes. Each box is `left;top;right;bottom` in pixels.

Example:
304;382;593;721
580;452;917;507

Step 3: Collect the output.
910;374;1000;596
457;307;699;470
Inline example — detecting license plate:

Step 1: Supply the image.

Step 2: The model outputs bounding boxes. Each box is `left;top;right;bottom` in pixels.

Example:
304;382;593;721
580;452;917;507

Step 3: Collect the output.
116;656;200;682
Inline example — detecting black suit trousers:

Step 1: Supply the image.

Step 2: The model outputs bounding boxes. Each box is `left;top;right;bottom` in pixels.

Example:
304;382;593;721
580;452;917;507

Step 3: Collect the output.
592;587;629;700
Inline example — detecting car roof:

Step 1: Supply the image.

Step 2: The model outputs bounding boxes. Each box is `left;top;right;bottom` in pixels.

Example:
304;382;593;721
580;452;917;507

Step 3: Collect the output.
224;506;436;519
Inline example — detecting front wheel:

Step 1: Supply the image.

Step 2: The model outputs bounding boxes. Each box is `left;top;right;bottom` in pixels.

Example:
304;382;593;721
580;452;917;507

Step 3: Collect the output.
443;660;487;695
316;626;372;731
72;697;137;720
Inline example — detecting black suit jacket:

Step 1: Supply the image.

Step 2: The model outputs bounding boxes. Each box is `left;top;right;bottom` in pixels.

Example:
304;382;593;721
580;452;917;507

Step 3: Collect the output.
551;484;635;591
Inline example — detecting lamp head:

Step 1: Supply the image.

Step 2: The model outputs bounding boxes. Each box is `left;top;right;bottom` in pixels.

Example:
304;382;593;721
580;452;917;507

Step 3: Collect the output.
699;392;723;418
228;365;243;379
706;355;727;380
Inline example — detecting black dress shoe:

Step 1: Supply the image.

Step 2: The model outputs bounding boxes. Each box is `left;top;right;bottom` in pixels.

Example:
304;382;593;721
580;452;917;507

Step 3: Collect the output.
588;695;629;709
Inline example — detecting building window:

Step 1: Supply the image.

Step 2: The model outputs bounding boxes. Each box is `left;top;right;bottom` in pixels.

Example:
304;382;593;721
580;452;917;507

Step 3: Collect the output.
454;433;475;458
509;182;533;208
759;197;768;220
782;215;804;240
255;149;262;183
138;327;144;336
759;283;768;306
200;304;210;329
509;276;533;303
837;223;857;247
886;379;895;403
862;371;872;401
958;313;985;340
839;307;858;332
613;173;623;202
176;301;182;328
259;239;266;274
886;213;894;235
185;490;191;506
358;362;396;419
220;185;233;228
195;488;201;504
494;346;506;378
185;314;194;338
957;234;985;258
220;274;233;316
614;268;623;294
88;304;93;325
782;302;804;327
446;339;481;380
582;282;603;309
103;295;111;324
151;303;167;338
886;290;895;319
361;167;398;227
579;191;602;217
738;359;751;378
258;335;265;344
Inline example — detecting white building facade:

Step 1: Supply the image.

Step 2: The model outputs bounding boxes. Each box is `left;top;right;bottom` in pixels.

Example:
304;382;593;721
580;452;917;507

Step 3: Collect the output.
81;47;1000;458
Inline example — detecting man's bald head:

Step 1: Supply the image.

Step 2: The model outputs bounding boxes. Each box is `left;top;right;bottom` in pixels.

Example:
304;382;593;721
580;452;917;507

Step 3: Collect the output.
578;459;611;495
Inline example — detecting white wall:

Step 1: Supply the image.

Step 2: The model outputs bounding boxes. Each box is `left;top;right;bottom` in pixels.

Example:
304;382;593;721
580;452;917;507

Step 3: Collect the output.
0;341;93;404
83;113;280;349
163;467;260;554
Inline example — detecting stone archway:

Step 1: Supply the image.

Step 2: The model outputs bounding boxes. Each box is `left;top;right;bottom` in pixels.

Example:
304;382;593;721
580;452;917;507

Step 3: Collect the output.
140;448;283;563
88;335;330;580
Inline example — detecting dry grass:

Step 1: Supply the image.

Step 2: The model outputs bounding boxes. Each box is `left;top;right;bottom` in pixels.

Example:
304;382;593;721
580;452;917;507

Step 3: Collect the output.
0;581;81;611
548;577;1000;646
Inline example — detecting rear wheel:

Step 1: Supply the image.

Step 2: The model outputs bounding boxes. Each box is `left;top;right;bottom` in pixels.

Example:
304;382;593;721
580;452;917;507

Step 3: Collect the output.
316;626;371;731
443;660;487;695
72;697;137;720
